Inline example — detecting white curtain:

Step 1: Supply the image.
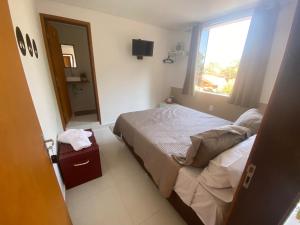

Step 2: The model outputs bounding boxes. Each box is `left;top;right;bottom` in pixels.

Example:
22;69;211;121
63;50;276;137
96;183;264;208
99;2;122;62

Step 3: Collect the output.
229;2;280;107
182;24;202;95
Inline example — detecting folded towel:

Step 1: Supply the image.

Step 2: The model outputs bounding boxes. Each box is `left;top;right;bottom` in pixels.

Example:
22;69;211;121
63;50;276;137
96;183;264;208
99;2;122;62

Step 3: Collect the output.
58;129;93;151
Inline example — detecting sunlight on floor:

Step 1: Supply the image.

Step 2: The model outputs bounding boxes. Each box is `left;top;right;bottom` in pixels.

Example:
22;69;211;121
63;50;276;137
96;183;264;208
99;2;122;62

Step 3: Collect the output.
67;114;100;130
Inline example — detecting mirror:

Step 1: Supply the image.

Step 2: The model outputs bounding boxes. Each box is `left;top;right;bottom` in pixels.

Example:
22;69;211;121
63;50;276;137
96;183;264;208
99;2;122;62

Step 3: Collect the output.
61;44;77;68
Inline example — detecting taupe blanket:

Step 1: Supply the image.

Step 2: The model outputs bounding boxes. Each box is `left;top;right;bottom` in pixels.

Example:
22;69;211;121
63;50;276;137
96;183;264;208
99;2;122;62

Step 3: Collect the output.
113;104;231;197
174;125;251;168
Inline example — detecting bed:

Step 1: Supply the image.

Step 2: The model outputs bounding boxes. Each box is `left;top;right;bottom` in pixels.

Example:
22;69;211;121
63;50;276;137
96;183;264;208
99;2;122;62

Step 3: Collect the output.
174;133;256;225
174;167;231;225
113;104;257;225
113;104;231;197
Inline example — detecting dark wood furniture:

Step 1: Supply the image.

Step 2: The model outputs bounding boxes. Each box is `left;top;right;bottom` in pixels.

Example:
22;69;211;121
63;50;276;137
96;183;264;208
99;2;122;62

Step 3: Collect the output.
58;130;102;189
169;191;205;225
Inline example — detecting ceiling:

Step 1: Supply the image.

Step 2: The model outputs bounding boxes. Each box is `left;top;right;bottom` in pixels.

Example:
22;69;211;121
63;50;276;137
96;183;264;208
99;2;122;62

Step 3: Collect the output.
45;0;259;30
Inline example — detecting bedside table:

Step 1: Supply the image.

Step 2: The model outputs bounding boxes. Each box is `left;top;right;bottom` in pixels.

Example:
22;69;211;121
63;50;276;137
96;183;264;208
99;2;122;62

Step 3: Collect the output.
58;129;102;189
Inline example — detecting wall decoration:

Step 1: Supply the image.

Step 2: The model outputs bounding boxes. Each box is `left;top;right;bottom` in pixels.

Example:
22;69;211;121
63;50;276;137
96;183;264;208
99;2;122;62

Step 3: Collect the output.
15;26;26;56
26;34;33;57
32;39;38;58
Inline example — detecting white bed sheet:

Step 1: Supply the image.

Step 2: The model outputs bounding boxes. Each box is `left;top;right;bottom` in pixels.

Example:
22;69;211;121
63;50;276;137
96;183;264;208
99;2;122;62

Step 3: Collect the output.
174;167;231;225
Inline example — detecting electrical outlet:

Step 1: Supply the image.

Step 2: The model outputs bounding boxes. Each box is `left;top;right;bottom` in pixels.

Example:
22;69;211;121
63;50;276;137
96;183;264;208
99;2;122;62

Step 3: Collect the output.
209;105;214;111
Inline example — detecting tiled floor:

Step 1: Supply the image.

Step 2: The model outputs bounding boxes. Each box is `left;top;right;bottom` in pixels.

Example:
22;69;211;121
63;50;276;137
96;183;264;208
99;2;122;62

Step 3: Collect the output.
67;114;99;129
65;125;187;225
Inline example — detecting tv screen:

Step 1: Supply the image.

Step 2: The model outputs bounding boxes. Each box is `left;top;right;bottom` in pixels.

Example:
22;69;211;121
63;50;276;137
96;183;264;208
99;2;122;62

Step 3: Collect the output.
132;39;154;57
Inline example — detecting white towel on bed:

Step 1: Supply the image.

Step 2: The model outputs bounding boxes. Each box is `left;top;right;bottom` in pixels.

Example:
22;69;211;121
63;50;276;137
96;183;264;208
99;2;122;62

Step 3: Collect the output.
58;129;93;151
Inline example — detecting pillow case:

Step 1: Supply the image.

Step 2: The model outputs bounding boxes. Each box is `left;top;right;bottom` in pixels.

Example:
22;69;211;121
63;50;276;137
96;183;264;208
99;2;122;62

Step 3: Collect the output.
234;109;262;135
199;148;242;188
199;135;256;189
173;125;251;168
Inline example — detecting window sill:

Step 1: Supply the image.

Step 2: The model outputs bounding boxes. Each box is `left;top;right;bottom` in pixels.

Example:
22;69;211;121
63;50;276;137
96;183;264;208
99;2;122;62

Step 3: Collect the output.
195;89;230;98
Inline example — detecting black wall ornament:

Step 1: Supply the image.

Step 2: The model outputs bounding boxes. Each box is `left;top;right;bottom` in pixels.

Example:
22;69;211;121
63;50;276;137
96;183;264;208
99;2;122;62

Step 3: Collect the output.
32;39;38;58
15;26;26;56
26;34;33;57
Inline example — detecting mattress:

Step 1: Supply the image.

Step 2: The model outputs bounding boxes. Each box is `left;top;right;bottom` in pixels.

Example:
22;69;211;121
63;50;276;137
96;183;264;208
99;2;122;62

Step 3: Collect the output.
113;104;231;197
174;167;231;225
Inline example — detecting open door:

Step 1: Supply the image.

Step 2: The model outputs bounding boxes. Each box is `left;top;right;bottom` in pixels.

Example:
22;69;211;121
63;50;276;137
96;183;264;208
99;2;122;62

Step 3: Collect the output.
45;23;72;127
226;2;300;225
0;1;71;224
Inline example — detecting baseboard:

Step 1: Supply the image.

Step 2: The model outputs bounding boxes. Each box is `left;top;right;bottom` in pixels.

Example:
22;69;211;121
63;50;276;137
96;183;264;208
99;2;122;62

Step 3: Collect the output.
74;109;97;116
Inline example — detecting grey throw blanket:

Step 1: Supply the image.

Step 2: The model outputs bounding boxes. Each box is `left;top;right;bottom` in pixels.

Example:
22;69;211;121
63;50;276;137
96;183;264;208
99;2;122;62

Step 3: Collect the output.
173;125;251;168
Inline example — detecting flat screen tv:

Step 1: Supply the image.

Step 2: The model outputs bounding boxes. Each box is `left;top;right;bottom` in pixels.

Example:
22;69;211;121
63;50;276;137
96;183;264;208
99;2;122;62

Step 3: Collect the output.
132;39;154;59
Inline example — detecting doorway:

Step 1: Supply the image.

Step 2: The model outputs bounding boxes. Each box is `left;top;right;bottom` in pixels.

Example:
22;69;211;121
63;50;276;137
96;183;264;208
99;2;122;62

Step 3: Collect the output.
40;14;101;129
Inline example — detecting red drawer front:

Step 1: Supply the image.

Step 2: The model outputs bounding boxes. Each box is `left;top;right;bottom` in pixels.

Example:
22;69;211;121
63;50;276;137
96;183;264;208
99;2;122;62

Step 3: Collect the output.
59;147;102;189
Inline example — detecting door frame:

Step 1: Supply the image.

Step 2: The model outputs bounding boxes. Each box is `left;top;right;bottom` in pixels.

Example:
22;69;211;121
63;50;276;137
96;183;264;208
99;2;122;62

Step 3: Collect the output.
40;14;101;129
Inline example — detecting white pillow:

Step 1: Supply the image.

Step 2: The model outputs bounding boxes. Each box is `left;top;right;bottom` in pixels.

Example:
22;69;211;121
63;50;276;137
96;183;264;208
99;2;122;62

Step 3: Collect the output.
234;109;262;135
227;136;256;189
199;135;256;189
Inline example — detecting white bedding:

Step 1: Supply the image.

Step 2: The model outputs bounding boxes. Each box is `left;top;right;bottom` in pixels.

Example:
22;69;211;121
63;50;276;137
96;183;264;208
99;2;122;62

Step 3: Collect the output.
174;167;230;225
174;135;256;225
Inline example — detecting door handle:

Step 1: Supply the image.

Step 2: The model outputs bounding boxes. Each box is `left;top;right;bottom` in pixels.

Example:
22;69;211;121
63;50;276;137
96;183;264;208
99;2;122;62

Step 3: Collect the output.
243;163;256;189
43;137;57;163
44;139;54;150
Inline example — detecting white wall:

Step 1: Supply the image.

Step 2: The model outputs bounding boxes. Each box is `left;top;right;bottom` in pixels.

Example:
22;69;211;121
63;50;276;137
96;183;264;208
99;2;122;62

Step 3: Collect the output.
8;0;65;197
260;0;297;103
37;1;176;124
166;31;190;89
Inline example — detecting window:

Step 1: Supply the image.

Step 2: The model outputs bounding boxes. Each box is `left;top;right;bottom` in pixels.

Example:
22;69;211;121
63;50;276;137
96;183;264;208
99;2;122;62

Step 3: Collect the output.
195;18;251;96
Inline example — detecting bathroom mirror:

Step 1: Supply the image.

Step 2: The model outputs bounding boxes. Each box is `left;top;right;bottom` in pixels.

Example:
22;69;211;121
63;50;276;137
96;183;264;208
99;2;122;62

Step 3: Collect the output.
61;44;77;68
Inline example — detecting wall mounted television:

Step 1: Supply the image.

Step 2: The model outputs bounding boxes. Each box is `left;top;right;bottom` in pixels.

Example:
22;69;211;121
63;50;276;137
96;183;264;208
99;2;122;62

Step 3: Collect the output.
132;39;154;60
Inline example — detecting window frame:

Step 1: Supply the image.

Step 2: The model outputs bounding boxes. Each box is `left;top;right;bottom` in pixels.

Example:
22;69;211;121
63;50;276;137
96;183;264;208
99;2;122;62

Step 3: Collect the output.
194;11;253;97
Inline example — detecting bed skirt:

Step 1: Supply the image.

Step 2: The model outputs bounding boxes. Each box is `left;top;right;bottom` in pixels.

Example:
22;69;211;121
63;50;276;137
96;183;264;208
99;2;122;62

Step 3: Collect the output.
122;136;204;225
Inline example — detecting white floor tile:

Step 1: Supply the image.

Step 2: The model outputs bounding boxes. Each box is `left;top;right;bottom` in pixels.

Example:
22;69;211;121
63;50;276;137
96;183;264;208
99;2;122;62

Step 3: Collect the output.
66;114;100;130
67;187;133;225
65;125;186;225
140;204;186;225
115;174;169;225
